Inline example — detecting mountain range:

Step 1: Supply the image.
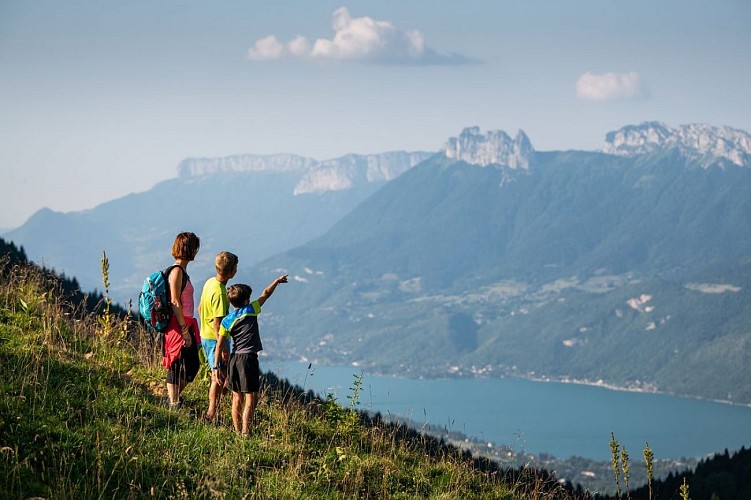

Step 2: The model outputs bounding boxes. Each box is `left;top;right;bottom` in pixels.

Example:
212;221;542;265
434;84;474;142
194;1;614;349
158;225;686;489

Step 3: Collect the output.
5;122;750;403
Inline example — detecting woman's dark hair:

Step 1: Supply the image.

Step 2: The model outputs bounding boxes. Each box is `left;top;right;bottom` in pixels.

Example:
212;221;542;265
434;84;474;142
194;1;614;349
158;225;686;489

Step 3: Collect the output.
227;283;252;308
172;232;200;261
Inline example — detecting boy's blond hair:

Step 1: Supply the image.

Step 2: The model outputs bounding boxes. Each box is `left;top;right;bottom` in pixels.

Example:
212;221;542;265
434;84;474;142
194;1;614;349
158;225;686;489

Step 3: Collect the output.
215;251;238;276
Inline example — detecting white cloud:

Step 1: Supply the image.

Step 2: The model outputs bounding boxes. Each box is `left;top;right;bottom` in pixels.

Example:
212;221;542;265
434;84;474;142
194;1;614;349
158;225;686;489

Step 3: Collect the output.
248;35;285;61
287;36;311;58
247;7;475;65
575;71;648;102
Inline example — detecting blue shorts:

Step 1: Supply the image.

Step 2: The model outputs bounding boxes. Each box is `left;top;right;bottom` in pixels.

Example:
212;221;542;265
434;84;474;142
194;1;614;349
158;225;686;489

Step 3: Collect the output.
202;338;229;371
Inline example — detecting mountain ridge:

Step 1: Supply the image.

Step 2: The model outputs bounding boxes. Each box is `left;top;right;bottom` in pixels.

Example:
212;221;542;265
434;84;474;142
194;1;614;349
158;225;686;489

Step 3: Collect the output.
603;121;751;167
177;151;434;195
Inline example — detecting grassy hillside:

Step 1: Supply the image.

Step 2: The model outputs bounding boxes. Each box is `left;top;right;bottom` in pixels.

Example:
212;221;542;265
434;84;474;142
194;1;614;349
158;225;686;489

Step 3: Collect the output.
0;258;578;499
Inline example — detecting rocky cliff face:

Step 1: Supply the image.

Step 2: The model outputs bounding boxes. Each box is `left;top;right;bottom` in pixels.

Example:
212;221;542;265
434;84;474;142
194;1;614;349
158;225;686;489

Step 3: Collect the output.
603;121;751;167
177;154;317;177
442;126;534;168
176;151;433;194
294;151;433;195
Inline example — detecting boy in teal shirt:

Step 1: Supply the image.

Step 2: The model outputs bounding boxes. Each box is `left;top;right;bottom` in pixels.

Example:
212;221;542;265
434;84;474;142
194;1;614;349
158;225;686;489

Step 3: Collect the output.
221;274;287;435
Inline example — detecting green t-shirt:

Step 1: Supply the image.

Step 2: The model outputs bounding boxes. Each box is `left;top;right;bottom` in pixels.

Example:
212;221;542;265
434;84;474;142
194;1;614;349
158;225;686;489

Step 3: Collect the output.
198;277;229;340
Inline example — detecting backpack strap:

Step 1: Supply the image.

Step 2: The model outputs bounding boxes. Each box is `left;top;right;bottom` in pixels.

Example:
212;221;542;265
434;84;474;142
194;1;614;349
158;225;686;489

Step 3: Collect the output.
164;264;189;301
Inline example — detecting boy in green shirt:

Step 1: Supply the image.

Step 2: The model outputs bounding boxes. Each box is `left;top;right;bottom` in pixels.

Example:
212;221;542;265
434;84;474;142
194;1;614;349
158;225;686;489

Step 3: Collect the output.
198;251;238;421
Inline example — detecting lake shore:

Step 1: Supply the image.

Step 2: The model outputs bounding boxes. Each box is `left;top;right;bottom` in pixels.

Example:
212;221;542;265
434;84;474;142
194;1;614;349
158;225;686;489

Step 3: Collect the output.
275;354;751;408
266;357;751;462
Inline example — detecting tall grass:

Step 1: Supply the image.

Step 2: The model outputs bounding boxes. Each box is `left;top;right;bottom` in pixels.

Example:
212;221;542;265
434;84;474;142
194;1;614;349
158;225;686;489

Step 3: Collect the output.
0;257;582;499
608;433;690;500
643;442;654;500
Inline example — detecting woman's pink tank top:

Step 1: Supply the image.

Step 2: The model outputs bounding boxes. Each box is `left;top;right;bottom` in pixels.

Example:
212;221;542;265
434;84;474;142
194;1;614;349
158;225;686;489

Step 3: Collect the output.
181;279;195;318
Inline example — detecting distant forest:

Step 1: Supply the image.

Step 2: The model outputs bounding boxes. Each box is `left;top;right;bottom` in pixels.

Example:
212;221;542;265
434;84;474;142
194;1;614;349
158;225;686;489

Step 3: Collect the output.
0;237;125;316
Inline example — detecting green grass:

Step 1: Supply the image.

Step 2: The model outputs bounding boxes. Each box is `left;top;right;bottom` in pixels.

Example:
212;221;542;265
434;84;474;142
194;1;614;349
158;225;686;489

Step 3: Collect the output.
0;261;577;499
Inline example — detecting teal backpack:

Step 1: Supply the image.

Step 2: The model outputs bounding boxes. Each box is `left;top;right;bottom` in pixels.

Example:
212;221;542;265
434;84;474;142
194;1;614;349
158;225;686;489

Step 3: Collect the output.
138;265;186;333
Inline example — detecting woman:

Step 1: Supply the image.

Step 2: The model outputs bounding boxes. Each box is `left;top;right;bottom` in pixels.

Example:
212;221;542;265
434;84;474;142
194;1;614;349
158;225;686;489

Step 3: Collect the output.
162;231;201;408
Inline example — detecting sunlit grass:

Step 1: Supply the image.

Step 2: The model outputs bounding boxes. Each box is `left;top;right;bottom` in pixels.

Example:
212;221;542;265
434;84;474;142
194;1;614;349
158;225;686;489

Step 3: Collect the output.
0;258;579;499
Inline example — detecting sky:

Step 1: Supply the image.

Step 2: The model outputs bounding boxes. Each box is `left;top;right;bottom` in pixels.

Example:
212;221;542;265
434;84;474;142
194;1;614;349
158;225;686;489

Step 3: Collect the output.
1;0;749;229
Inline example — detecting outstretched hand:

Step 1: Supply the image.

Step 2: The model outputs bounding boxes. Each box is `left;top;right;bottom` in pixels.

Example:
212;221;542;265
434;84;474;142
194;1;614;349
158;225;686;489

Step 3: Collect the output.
259;274;289;306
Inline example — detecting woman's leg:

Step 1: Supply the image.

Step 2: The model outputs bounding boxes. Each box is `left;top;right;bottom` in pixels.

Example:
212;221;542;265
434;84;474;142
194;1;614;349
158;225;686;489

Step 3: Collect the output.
177;379;188;400
163;317;185;405
166;360;183;405
166;382;180;404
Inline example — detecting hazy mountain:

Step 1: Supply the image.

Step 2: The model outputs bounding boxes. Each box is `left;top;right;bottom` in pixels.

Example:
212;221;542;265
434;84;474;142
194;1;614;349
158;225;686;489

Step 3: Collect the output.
248;124;751;403
6;151;431;304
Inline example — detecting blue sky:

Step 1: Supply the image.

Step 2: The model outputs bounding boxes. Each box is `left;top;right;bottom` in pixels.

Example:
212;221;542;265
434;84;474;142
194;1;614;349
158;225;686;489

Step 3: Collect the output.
1;0;749;229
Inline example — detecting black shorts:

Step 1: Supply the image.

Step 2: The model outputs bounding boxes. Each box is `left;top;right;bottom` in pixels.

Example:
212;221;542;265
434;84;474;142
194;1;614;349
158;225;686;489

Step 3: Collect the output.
228;352;260;393
165;332;200;384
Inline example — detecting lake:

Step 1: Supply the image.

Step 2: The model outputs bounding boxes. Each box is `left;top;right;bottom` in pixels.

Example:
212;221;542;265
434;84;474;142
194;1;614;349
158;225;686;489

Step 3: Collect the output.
265;359;751;461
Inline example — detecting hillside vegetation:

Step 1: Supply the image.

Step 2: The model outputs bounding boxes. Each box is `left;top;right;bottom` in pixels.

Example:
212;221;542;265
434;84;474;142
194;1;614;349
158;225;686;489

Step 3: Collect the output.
0;256;577;499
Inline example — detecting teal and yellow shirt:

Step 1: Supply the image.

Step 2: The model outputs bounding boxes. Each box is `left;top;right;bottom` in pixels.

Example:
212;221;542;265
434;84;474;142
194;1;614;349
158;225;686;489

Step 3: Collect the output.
220;300;262;354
